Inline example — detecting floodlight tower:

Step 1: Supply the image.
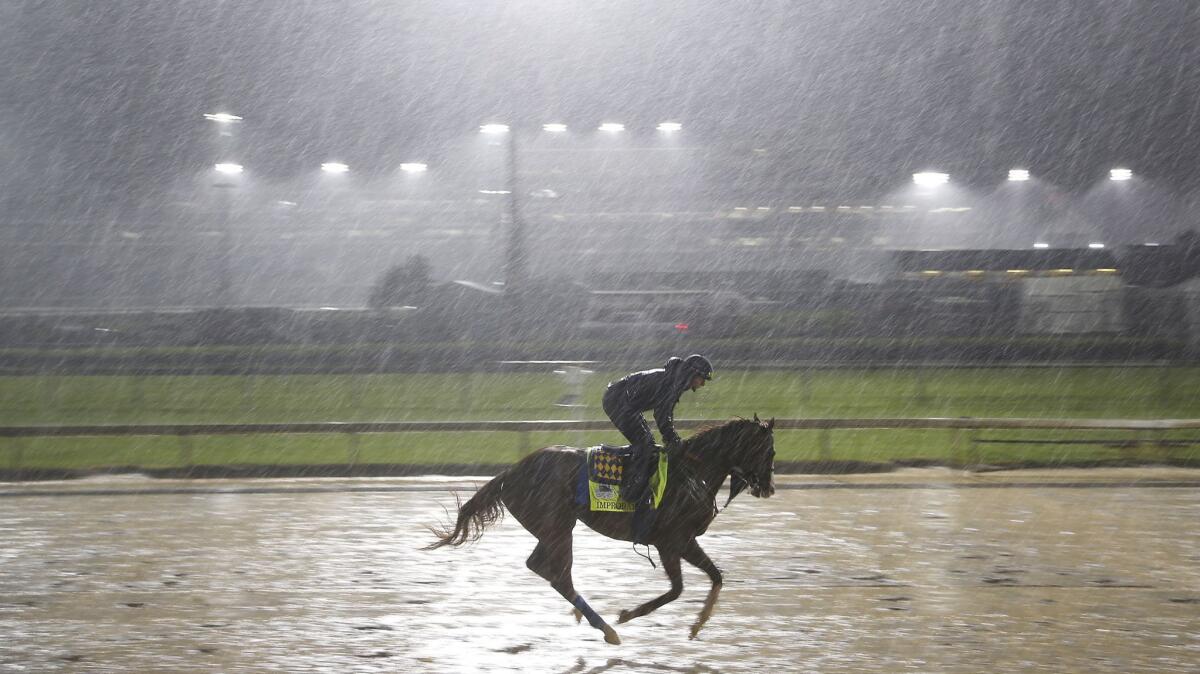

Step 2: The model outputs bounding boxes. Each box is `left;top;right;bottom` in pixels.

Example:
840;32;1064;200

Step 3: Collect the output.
480;123;528;293
205;112;244;307
211;162;243;306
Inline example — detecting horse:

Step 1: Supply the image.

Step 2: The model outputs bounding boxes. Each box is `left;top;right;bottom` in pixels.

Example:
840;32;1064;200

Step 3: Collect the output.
426;415;776;645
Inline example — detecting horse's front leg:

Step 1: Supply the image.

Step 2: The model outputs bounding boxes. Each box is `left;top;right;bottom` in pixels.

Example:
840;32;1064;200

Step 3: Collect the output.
682;538;723;639
616;549;682;624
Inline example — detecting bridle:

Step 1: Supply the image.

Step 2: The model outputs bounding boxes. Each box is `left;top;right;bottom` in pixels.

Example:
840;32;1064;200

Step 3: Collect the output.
670;419;775;509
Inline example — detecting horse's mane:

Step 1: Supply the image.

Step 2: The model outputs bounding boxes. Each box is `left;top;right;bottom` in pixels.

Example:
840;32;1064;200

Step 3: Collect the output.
678;417;759;455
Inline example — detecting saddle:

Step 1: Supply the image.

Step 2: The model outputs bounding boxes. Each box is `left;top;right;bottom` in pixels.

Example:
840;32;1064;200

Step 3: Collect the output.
577;444;668;513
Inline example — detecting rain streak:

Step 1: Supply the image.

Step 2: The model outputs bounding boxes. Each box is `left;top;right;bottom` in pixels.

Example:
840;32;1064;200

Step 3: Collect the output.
1;2;1198;672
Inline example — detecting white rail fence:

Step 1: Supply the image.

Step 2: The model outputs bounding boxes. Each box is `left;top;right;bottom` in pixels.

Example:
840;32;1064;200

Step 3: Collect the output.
3;418;1199;471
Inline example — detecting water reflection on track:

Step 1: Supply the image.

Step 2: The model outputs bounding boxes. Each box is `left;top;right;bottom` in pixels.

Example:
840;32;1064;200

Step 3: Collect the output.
1;470;1197;673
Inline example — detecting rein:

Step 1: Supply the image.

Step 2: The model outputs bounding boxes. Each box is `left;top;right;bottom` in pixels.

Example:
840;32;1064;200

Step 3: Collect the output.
674;420;768;510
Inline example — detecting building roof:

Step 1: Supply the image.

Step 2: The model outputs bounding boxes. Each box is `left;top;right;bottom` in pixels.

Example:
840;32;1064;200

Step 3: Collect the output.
1119;243;1200;288
892;248;1119;274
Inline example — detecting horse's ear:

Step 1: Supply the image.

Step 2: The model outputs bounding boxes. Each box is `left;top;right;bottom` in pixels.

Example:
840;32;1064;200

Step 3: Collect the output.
767;417;775;430
753;413;760;423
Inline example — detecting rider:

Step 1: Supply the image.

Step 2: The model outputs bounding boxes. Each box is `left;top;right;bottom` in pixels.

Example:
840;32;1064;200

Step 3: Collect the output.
602;354;714;543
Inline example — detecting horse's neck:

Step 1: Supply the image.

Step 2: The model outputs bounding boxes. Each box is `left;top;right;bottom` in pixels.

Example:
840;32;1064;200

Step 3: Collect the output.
679;439;732;499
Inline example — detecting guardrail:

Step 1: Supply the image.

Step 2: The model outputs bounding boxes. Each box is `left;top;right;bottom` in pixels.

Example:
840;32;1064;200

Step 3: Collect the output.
3;417;1199;470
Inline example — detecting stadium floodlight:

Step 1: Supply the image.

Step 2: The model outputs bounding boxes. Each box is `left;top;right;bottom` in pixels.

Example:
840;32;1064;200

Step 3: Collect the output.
479;123;510;134
399;162;428;173
321;162;350;174
542;123;568;133
1008;169;1030;182
656;121;683;132
1088;242;1105;249
1033;242;1050;249
204;113;242;123
1110;168;1133;181
213;163;243;175
598;122;625;132
912;171;950;187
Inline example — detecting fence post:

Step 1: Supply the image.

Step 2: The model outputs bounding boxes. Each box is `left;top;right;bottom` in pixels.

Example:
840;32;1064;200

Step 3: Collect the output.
41;375;61;412
518;430;531;460
950;427;965;469
1137;428;1167;462
9;438;25;472
348;432;361;466
178;433;194;468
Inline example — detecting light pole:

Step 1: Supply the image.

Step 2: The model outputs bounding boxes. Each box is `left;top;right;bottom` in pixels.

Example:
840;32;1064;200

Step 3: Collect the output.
204;111;242;171
504;129;528;293
479;120;681;292
319;161;352;305
910;171;951;247
479;124;528;293
205;112;243;307
480;120;677;290
211;162;243;307
1006;168;1032;248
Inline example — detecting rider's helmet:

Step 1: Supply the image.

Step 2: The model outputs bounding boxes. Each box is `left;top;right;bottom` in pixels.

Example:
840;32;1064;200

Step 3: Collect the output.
683;354;714;381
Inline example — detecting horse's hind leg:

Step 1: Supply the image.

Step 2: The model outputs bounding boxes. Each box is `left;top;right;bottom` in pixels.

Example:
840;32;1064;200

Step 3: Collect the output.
526;536;621;645
682;538;723;639
616;549;682;624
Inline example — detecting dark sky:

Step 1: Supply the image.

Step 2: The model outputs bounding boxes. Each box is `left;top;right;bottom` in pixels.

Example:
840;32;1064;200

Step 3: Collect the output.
2;0;1199;216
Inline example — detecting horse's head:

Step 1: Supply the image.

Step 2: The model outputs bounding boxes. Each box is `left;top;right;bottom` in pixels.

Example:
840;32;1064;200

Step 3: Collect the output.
726;414;776;502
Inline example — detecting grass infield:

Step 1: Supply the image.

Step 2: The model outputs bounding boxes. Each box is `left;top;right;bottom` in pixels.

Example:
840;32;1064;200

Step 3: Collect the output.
2;367;1198;472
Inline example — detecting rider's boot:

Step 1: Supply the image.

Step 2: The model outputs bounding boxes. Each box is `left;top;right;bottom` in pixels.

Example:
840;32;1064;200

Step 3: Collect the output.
620;444;654;500
631;496;657;545
619;464;642;499
630;448;661;544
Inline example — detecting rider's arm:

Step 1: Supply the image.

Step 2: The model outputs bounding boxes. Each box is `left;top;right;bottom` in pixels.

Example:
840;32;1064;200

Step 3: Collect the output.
653;395;682;446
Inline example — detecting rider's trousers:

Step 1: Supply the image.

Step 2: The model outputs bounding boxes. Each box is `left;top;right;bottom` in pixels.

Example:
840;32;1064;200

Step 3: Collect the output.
601;389;657;502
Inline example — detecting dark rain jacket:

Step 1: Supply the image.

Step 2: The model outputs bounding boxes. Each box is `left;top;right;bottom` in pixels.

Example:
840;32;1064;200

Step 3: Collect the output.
602;357;694;446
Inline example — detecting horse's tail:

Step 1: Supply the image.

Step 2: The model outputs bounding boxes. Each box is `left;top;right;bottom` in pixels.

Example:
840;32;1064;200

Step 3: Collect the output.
424;470;509;550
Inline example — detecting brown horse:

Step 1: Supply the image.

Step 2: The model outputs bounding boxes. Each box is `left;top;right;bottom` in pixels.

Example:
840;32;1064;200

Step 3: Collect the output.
426;415;776;645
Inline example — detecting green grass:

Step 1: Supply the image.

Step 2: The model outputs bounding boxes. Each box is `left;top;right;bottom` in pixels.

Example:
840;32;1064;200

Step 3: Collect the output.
2;367;1199;472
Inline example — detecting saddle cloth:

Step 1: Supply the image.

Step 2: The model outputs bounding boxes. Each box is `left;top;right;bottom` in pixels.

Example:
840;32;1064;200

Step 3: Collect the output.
577;444;669;512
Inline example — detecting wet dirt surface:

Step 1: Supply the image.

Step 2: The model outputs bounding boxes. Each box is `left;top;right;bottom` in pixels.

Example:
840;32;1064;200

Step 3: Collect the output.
1;470;1198;673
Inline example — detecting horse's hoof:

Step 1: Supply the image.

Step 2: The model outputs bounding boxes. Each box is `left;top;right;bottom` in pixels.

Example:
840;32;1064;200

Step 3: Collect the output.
688;624;702;640
572;608;583;624
603;626;621;645
616;609;633;624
